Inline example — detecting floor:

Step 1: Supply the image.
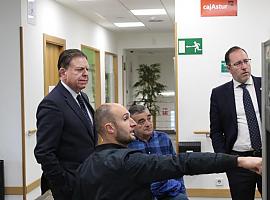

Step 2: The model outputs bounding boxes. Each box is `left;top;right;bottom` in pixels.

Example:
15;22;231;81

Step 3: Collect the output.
35;190;53;200
35;190;262;200
190;198;261;200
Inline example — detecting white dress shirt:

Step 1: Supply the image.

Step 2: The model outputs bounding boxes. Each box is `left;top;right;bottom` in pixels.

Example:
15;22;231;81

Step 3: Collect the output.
232;77;261;151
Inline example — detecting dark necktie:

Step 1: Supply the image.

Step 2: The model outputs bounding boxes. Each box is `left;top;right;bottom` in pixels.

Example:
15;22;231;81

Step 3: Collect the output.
76;94;92;124
239;84;261;150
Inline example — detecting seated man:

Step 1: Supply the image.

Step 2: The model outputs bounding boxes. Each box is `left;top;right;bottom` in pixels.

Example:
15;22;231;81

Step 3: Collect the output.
128;104;188;200
73;103;262;200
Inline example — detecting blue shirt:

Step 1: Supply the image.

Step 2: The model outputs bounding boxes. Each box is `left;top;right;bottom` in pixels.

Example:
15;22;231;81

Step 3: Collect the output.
128;131;186;198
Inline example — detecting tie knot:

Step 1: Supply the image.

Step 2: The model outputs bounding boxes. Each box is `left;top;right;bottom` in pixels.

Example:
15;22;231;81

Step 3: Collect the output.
77;94;84;105
77;94;82;100
239;84;247;89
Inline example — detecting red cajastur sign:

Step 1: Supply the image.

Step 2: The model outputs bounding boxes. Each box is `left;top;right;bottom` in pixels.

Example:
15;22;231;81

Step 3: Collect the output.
201;0;237;17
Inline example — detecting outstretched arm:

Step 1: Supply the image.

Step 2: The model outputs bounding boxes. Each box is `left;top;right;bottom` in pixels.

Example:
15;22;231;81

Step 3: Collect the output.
237;157;262;174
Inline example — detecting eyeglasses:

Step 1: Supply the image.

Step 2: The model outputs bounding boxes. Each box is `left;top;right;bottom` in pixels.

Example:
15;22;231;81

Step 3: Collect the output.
230;59;251;67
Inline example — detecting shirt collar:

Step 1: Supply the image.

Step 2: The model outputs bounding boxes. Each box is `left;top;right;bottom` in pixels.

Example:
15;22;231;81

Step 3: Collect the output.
134;131;155;142
233;76;253;89
96;143;127;152
61;80;80;98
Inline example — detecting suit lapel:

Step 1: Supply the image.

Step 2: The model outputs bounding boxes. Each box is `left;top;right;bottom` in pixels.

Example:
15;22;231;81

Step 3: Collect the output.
81;93;97;142
58;82;95;140
226;81;237;124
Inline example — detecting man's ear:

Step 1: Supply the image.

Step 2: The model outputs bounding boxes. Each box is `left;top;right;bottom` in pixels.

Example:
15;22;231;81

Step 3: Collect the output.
59;67;66;78
105;123;115;134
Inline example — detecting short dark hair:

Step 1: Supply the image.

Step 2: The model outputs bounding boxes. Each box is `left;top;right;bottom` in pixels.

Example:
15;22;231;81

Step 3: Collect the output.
57;49;87;70
95;104;115;134
224;46;248;65
128;104;148;116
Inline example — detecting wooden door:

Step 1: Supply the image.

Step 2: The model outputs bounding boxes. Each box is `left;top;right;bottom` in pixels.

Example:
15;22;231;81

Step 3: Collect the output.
43;34;66;95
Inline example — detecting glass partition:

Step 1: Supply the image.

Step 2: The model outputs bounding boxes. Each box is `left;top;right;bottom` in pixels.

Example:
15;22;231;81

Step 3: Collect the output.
81;45;101;108
262;39;270;200
105;52;118;103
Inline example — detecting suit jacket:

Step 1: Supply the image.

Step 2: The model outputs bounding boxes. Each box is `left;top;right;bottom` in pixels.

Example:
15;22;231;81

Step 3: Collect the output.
34;81;97;196
210;76;261;153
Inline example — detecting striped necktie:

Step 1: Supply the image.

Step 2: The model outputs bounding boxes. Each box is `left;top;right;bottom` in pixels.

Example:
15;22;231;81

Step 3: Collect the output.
76;94;92;124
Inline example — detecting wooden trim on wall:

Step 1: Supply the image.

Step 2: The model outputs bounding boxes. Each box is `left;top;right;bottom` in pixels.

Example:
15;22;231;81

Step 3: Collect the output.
43;34;66;47
5;187;24;195
6;182;261;198
105;52;118;103
187;188;261;198
43;34;66;95
81;44;101;108
81;44;99;52
5;178;41;195
95;51;101;107
187;188;230;197
113;55;118;103
26;178;41;193
122;56;125;105
19;26;27;200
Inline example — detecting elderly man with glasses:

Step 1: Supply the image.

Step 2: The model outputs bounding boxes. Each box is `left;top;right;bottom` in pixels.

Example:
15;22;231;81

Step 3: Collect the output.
210;46;262;200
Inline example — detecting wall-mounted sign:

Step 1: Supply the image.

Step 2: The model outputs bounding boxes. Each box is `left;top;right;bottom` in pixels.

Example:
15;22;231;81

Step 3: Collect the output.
178;38;203;55
201;0;237;17
221;60;229;73
27;0;36;25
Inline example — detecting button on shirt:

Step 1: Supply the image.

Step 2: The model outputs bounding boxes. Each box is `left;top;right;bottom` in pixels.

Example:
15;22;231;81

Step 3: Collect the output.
233;78;262;151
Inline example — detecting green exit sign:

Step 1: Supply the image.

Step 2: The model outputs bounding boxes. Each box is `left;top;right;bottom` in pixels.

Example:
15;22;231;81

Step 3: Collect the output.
178;38;203;55
221;60;229;73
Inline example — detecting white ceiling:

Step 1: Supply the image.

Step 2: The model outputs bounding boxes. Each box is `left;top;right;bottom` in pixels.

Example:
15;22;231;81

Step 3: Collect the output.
55;0;175;33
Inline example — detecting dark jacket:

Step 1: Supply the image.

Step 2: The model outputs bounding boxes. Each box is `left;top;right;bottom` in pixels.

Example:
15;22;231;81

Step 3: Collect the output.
34;82;97;197
73;143;238;200
210;76;261;153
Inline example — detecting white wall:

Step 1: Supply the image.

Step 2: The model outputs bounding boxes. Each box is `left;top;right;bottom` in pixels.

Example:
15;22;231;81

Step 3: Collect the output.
0;1;22;200
176;0;270;191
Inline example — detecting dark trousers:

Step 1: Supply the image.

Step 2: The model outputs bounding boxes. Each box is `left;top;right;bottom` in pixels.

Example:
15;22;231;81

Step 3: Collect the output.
41;173;49;194
227;150;262;200
41;173;72;200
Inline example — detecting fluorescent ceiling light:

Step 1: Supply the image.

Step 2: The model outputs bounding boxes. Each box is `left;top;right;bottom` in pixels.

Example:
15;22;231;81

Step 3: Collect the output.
131;9;166;16
114;22;145;27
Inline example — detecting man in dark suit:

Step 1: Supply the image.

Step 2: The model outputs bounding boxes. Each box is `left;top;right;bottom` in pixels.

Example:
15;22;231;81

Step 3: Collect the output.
210;46;262;200
34;49;97;200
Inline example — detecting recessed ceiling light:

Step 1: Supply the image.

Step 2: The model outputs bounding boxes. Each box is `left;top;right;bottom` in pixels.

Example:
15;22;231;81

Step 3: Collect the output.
114;22;145;27
130;9;166;16
149;19;164;22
